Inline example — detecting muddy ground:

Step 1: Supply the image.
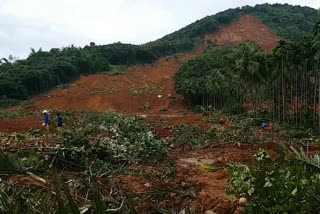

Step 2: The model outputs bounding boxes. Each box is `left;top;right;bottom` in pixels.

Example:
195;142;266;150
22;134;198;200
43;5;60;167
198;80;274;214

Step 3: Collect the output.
0;15;281;213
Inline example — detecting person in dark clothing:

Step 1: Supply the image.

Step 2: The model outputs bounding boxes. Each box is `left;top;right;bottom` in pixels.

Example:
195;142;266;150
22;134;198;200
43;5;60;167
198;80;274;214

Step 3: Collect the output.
261;122;268;129
57;113;63;128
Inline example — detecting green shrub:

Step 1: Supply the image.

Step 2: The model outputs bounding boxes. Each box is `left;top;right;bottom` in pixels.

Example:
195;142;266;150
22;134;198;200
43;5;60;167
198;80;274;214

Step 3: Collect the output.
226;146;320;213
169;124;214;148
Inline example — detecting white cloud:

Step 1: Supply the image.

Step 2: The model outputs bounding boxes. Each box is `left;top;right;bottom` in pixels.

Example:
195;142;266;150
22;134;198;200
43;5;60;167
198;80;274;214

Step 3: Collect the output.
0;0;319;58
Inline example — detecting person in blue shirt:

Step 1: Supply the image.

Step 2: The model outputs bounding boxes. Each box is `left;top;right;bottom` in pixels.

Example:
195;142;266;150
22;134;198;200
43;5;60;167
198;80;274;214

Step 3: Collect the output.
57;113;63;128
261;122;268;129
43;110;50;132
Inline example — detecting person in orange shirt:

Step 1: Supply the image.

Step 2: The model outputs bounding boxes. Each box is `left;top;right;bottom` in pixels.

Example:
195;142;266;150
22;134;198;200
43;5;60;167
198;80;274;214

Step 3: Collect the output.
219;117;225;124
226;119;229;126
269;122;273;132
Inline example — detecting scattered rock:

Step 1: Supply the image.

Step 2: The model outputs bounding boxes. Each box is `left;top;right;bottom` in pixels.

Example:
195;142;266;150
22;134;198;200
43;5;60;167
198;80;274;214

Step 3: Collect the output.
201;159;216;165
204;210;217;214
179;158;201;166
144;183;150;187
239;197;247;206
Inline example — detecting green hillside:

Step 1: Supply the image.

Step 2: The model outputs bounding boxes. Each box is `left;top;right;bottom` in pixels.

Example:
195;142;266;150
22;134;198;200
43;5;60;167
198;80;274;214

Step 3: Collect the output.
85;3;318;65
0;3;317;101
174;12;320;128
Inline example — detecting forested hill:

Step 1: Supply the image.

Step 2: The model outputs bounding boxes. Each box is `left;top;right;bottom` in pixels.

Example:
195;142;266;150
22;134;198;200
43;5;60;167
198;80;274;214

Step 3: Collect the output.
97;4;317;65
0;3;318;101
156;3;316;43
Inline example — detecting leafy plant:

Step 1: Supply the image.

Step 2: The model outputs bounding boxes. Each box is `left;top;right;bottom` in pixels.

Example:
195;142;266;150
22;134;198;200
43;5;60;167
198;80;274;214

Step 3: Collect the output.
226;146;320;213
0;150;24;174
169;124;212;148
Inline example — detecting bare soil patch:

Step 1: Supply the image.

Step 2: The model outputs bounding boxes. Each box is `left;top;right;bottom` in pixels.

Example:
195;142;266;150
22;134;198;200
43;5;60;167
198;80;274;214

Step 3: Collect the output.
0;118;42;133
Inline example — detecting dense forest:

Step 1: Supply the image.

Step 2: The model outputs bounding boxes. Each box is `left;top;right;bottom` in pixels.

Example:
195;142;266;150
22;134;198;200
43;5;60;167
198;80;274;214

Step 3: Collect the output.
0;3;317;100
0;46;110;100
174;13;320;129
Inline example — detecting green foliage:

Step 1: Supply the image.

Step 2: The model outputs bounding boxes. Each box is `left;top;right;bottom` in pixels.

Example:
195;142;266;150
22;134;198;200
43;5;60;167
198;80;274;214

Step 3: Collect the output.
175;13;320;129
0;177;135;214
244;3;317;40
169;124;211;148
51;112;168;175
226;147;320;213
174;42;264;109
0;4;315;101
200;164;222;172
107;65;127;76
21;149;41;169
0;46;111;100
0;111;171;213
0;110;23;120
0;150;24;174
0;97;21;108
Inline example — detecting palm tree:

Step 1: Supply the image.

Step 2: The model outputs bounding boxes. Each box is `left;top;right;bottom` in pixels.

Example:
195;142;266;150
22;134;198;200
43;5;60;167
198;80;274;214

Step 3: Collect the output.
314;12;320;131
235;43;265;115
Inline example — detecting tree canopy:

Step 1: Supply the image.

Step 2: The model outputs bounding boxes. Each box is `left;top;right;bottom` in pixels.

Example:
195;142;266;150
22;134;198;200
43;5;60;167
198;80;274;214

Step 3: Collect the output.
0;46;110;100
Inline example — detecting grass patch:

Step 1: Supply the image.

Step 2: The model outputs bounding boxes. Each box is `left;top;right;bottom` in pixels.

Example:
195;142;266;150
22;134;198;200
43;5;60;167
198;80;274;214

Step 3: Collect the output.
89;87;118;95
107;65;127;76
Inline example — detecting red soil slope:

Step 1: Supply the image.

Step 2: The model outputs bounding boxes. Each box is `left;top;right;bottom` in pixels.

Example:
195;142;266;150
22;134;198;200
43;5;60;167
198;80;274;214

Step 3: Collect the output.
31;15;278;115
33;53;196;115
0;118;42;133
204;15;280;52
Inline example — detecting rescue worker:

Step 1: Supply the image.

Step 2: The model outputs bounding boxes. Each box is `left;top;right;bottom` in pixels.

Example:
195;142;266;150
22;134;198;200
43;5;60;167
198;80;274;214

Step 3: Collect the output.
57;113;63;128
42;110;50;132
269;122;273;132
261;122;268;129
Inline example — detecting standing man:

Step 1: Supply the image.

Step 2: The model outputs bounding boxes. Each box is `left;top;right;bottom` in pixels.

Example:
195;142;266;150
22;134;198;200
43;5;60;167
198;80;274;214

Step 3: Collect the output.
269;122;273;132
57;113;63;128
42;110;50;132
226;118;229;126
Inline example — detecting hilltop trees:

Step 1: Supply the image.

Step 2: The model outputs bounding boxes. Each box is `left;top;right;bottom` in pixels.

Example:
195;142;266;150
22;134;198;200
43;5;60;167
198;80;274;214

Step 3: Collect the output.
0;46;111;100
80;4;317;67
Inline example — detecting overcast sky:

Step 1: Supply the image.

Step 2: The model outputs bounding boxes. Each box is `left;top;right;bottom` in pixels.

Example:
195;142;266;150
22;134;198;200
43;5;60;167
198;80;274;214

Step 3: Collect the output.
0;0;319;59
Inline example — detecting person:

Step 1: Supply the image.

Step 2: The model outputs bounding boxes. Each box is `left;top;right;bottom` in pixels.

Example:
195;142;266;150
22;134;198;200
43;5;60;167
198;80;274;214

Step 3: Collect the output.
42;110;50;132
226;118;229;126
261;122;268;129
219;117;225;124
57;113;63;128
269;122;273;132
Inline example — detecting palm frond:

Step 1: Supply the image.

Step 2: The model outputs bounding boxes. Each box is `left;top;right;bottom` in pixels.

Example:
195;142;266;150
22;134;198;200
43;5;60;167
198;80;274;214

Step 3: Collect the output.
278;142;320;171
0;150;24;174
